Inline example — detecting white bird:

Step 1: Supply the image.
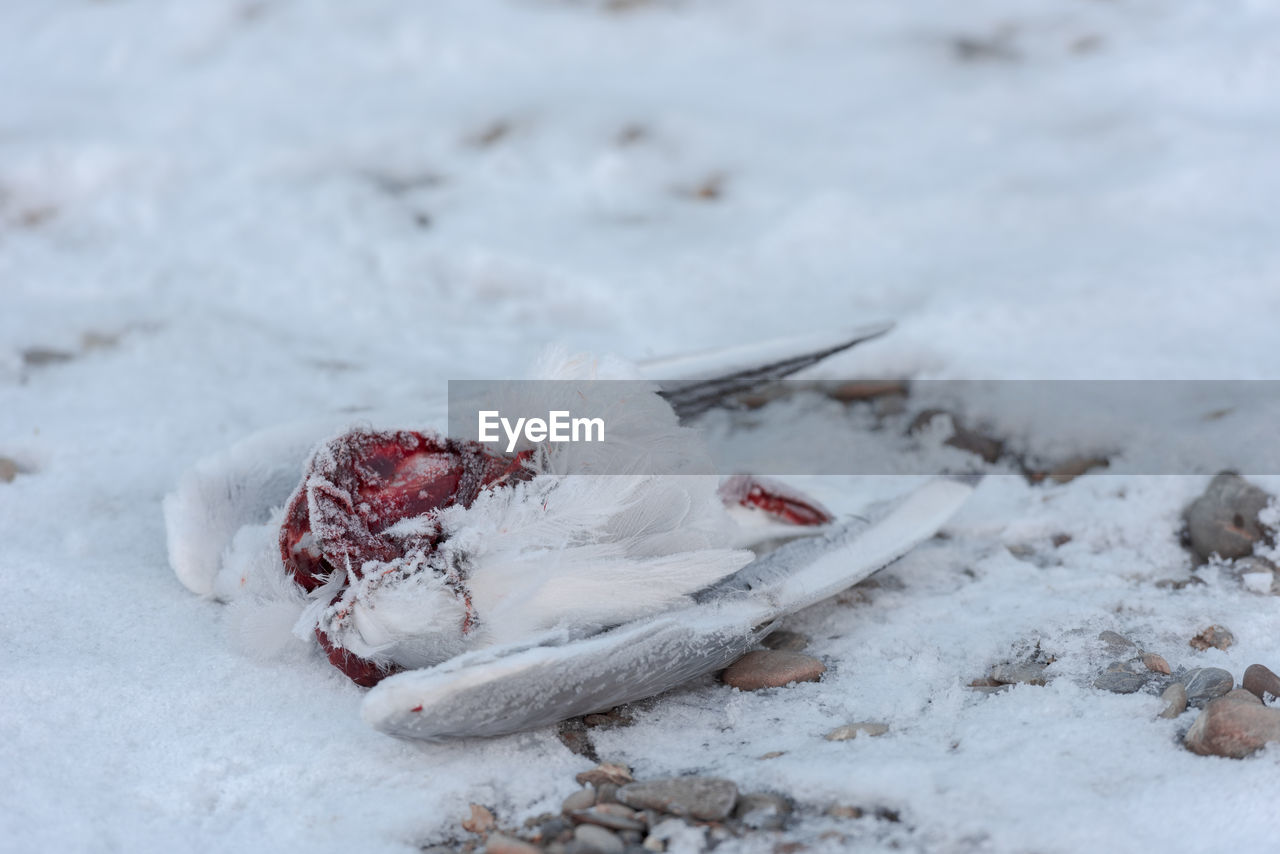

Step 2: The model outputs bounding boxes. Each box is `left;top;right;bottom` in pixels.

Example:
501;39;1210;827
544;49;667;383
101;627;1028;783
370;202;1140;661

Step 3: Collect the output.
164;325;974;738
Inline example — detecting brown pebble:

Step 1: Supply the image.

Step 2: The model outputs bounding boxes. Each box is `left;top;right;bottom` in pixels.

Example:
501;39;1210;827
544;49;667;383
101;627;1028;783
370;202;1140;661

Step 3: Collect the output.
575;763;634;787
722;651;826;691
826;380;909;404
825;722;889;741
759;751;785;760
595;783;619;804
1185;691;1280;758
1159;682;1188;719
1141;652;1171;675
1243;663;1280;702
485;834;540;854
827;805;863;819
569;804;645;833
0;457;17;484
462;803;496;835
1190;625;1235;651
562;788;596;814
1046;456;1109;484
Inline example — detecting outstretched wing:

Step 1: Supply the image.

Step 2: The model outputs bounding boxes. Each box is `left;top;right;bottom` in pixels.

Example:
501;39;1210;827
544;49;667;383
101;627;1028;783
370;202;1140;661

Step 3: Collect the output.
362;477;972;741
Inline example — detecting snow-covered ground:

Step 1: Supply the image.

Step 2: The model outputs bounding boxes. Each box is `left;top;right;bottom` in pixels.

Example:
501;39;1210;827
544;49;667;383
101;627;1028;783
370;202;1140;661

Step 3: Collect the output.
3;1;1279;851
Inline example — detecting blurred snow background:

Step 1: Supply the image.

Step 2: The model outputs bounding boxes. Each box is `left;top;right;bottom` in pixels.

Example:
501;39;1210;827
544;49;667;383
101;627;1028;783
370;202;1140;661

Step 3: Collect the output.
2;1;1279;851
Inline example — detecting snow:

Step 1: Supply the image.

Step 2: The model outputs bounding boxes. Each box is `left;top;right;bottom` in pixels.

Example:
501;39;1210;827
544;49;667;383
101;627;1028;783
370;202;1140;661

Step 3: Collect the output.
2;0;1279;851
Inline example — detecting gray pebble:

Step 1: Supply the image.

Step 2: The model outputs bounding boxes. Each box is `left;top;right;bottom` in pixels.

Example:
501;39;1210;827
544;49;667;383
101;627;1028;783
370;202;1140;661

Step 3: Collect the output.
734;793;791;830
573;823;625;854
617;777;739;822
990;661;1049;686
596;783;620;804
570;805;646;833
563;788;597;814
1098;631;1136;655
1159;682;1188;719
1185;473;1274;561
1093;661;1152;694
1182;667;1235;706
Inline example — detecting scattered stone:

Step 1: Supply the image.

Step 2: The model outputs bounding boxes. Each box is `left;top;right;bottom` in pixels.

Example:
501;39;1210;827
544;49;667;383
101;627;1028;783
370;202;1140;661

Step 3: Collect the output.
826;380;909;403
563;788;597;814
1093;660;1152;694
576;764;634;787
569;805;646;833
967;677;1011;695
1185;689;1280;758
989;660;1050;686
583;708;633;729
734;793;791;831
946;425;1004;464
1182;668;1235;707
1184;473;1274;561
617;777;738;822
573;823;625;854
1155;575;1206;590
1050;533;1073;548
0;457;17;484
722;651;825;691
534;817;572;844
1243;664;1280;702
21;346;75;367
595;783;620;804
463;804;497;835
486;834;541;854
758;751;785;760
761;630;810;652
825;722;889;741
558;720;598;761
1190;625;1235;651
827;805;863;819
1141;652;1171;675
1098;631;1137;654
1160;682;1188;719
1044;456;1109;484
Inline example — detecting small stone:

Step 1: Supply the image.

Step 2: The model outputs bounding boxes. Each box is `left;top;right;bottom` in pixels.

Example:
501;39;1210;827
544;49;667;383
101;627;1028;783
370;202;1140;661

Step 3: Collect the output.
573;823;625;854
563;789;597;813
596;783;620;804
1185;691;1280;758
989;660;1049;686
1160;682;1188;719
825;722;889;741
827;805;863;819
734;793;791;830
946;426;1004;464
1185;473;1274;561
570;805;646;832
0;457;17;483
1098;631;1136;654
722;651;825;691
827;380;909;403
761;630;810;652
1045;456;1109;484
1182;667;1235;706
1141;652;1171;675
1093;661;1152;694
576;763;634;787
558;720;597;761
534;817;572;844
758;751;785;760
1243;664;1280;702
1190;625;1235;651
617;777;739;822
463;804;497;835
486;834;541;854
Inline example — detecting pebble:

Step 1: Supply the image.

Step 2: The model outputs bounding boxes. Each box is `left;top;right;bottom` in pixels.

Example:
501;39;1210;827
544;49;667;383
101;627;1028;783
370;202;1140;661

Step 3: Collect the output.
595;783;620;804
1098;631;1136;655
463;804;497;835
1230;556;1276;594
721;651;825;691
825;722;889;741
758;751;785;760
573;823;625;854
1189;625;1235;651
1185;689;1280;758
1182;667;1235;706
1243;664;1280;702
1141;652;1172;675
570;805;646;833
617;777;739;822
734;793;791;830
1160;682;1188;719
563;789;597;813
1185;473;1273;561
576;764;634;787
486;834;541;854
1044;455;1109;484
827;380;909;403
761;630;810;652
989;661;1050;686
0;457;17;483
1093;661;1152;694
